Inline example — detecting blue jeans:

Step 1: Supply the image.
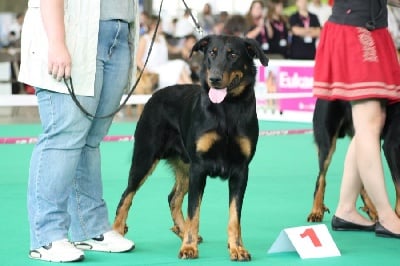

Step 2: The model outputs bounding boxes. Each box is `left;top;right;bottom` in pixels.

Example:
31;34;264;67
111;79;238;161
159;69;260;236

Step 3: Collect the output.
28;20;131;249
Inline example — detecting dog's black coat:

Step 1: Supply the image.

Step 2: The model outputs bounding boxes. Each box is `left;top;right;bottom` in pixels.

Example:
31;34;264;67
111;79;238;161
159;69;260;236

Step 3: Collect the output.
113;35;269;260
308;98;400;222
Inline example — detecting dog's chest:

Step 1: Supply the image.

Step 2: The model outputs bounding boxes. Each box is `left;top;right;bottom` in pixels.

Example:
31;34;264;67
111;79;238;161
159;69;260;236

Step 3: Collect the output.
196;130;252;157
193;129;253;178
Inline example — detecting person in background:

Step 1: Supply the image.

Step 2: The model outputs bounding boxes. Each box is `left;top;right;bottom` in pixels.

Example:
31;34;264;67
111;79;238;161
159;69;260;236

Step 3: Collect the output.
4;12;25;94
223;14;247;37
139;11;150;36
6;12;25;47
245;0;274;54
175;8;196;38
267;0;289;58
18;0;138;262
198;3;216;35
212;11;229;35
136;15;192;89
308;0;332;27
313;0;400;238
288;0;321;59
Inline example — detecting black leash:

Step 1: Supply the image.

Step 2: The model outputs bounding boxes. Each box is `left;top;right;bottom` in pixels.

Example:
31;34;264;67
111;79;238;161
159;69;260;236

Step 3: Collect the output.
64;0;204;119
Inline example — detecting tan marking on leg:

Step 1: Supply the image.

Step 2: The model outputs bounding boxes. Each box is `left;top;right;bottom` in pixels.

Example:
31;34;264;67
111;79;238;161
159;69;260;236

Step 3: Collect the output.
227;199;251;261
168;159;190;240
179;200;201;259
113;160;159;235
360;187;378;221
196;131;220;153
113;192;135;235
236;136;252;158
308;175;328;222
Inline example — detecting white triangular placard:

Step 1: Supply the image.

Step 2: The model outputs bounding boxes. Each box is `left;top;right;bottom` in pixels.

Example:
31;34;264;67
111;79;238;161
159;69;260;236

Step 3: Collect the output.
268;224;341;259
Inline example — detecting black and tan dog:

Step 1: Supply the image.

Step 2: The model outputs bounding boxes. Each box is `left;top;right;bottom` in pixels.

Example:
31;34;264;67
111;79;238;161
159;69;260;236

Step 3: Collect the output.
113;35;269;261
307;99;400;222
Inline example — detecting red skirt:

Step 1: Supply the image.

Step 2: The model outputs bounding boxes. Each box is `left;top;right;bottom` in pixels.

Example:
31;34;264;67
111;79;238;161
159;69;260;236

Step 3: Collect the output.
313;22;400;102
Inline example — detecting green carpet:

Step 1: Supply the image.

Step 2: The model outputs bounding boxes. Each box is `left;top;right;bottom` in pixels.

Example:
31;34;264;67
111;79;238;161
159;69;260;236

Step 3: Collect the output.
0;121;397;266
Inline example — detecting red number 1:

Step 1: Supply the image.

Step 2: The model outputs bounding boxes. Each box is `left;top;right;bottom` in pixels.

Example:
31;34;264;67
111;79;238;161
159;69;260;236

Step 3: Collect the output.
300;228;322;247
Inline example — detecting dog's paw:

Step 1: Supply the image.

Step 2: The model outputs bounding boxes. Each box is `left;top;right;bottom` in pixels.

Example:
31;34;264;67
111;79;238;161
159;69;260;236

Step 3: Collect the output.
307;205;330;222
229;246;251;261
307;212;323;222
178;245;198;259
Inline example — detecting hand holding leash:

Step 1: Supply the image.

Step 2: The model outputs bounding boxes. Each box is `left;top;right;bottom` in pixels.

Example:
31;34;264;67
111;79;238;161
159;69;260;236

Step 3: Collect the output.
48;41;71;82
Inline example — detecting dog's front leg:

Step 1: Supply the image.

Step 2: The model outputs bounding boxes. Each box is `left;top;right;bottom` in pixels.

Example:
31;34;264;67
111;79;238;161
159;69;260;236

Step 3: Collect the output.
113;189;135;235
227;172;251;261
178;171;206;259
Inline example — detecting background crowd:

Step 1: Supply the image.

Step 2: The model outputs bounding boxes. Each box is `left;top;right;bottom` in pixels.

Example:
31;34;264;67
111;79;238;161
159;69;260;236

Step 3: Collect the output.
1;0;400;96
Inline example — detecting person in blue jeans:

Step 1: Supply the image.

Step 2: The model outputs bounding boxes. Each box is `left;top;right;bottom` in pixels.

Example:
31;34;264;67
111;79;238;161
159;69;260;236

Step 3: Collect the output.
18;0;138;262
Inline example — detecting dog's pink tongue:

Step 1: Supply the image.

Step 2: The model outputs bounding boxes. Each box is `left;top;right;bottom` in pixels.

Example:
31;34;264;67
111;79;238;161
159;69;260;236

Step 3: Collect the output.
208;88;227;104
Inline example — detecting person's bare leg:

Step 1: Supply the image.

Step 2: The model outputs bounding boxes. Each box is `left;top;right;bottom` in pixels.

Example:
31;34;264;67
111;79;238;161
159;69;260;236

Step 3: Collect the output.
335;138;375;225
352;100;400;233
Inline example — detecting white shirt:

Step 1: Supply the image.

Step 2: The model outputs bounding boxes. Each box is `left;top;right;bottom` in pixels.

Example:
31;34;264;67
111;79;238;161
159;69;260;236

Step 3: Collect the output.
308;3;332;27
140;34;169;72
175;16;195;38
19;0;139;96
388;5;400;49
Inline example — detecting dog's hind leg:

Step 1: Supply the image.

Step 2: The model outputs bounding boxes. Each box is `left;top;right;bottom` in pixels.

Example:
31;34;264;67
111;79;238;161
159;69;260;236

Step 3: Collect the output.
167;159;189;241
359;186;378;221
308;119;343;222
227;169;251;261
113;157;159;236
307;135;340;222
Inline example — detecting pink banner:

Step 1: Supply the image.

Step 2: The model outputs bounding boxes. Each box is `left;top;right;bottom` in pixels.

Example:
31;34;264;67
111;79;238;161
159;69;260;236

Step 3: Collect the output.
255;60;316;118
278;65;315;112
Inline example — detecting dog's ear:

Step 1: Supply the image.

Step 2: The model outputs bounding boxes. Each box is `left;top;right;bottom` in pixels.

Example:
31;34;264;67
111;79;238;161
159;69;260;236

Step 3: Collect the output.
244;38;269;66
190;35;211;57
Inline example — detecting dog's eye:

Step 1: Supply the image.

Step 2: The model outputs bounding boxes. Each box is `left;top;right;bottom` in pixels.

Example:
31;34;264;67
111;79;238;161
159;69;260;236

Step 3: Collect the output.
209;50;216;57
228;52;238;59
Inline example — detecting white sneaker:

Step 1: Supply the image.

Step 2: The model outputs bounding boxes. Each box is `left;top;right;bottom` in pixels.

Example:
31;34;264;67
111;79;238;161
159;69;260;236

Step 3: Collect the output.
74;230;135;253
29;239;84;262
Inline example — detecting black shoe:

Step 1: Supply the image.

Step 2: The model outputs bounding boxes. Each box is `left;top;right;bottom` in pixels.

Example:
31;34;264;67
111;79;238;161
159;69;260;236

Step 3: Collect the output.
331;215;376;231
375;222;400;239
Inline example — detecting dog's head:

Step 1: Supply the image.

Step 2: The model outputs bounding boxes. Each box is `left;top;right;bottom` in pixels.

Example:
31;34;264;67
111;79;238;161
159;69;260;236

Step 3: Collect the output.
191;35;269;103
